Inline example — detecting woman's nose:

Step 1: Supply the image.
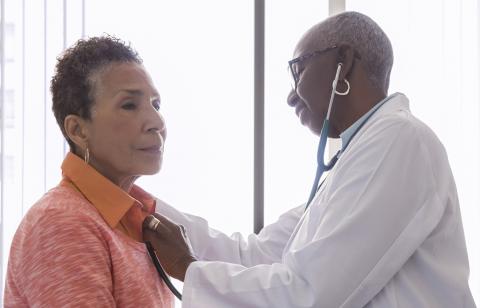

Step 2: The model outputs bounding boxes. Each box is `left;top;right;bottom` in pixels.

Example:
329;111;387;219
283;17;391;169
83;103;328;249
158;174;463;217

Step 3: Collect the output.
152;113;166;133
144;106;166;134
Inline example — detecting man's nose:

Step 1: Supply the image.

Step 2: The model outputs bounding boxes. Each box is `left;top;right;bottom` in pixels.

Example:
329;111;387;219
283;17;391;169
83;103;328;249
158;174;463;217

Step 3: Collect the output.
287;89;300;107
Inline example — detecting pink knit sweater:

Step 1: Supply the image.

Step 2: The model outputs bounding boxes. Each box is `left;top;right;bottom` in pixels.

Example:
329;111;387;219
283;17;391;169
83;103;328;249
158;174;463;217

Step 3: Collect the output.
4;184;174;307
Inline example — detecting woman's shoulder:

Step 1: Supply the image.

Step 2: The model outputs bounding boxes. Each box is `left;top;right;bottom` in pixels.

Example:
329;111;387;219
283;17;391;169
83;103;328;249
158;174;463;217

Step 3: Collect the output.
18;184;110;239
29;184;100;218
9;184;115;266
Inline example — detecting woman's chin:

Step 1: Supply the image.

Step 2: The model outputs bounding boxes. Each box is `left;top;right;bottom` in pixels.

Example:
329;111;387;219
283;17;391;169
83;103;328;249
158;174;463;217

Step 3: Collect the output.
136;161;162;176
146;164;162;175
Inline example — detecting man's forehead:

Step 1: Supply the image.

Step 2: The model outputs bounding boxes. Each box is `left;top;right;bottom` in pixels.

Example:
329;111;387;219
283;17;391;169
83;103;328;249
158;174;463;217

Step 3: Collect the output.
293;24;327;58
293;41;313;58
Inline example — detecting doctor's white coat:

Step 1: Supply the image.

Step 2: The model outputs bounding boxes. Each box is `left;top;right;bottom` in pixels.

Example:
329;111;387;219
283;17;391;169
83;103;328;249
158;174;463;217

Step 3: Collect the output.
156;93;475;307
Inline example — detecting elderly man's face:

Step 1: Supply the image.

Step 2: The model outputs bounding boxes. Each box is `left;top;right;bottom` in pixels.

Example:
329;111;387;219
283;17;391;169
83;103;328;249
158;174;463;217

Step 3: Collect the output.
287;39;338;135
84;62;166;184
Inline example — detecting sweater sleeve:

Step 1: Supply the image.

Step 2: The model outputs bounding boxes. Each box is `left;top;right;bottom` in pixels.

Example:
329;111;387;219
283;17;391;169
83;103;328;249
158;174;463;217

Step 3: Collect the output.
4;208;116;307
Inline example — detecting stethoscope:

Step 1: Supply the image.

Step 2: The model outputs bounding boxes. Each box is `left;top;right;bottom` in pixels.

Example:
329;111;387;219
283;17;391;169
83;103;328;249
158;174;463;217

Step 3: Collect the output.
305;62;345;208
145;222;183;301
305;63;389;209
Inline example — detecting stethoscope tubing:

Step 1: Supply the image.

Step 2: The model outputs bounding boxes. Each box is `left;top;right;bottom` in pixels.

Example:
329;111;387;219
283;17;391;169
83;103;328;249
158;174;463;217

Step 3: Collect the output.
146;241;183;301
306;64;343;207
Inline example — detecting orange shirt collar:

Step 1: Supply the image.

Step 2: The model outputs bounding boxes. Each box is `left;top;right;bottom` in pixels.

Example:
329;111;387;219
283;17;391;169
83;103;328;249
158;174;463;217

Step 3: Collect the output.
61;152;156;228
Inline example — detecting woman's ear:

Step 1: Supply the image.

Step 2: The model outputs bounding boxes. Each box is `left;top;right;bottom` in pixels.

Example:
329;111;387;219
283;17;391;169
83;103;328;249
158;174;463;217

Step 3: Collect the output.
336;44;355;80
64;115;89;151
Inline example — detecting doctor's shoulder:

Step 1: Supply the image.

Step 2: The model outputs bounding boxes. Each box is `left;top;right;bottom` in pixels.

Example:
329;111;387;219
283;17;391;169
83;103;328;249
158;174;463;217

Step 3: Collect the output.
351;107;451;179
367;107;445;152
370;108;454;184
386;109;449;162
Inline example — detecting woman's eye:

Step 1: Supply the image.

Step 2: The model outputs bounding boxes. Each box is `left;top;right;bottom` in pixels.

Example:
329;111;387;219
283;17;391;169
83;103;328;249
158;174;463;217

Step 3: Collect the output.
122;102;136;110
152;100;161;111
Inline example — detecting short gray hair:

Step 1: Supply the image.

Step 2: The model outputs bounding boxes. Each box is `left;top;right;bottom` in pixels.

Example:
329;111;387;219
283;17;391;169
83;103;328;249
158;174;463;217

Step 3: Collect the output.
304;11;393;90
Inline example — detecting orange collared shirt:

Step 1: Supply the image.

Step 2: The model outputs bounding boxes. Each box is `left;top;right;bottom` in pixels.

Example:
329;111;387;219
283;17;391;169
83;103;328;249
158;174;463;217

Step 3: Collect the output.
61;152;154;242
4;152;173;307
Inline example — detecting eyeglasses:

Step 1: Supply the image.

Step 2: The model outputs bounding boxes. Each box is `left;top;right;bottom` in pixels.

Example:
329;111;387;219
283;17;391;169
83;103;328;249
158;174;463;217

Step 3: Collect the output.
288;46;338;91
288;46;361;91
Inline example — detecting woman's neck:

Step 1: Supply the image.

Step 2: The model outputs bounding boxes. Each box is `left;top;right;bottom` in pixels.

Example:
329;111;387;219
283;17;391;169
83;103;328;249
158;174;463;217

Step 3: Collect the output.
84;154;139;192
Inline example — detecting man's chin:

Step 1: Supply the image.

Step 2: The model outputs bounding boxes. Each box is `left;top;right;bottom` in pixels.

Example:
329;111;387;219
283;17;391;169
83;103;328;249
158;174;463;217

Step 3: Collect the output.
304;120;323;136
308;125;322;136
297;111;323;136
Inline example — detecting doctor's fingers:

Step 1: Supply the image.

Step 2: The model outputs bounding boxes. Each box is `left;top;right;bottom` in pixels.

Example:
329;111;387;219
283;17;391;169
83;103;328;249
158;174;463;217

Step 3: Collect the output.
144;213;186;236
151;212;185;231
143;214;167;236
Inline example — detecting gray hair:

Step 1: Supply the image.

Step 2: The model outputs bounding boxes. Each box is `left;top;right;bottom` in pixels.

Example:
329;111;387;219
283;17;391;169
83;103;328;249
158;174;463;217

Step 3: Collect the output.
304;11;393;90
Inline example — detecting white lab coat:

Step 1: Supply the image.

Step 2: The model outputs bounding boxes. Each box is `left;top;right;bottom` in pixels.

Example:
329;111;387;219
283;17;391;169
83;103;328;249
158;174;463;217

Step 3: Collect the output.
156;93;475;307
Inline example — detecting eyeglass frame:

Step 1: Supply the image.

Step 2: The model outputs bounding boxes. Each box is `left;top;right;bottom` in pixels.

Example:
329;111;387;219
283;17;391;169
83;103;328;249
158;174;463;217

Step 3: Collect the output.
288;45;361;91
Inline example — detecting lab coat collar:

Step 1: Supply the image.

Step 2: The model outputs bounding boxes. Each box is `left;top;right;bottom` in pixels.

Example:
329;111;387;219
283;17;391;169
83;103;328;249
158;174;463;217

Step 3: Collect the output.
340;93;409;150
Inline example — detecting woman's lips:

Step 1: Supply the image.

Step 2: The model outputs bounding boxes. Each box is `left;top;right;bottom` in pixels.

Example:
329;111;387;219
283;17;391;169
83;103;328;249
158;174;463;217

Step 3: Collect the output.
138;145;163;154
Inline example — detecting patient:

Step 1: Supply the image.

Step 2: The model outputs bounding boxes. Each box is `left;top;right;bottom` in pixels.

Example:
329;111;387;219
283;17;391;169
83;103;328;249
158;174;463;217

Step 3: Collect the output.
4;36;173;307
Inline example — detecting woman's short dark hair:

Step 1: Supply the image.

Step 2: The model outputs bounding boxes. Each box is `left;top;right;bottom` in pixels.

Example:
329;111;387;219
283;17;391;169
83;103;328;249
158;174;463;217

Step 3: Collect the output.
50;35;142;151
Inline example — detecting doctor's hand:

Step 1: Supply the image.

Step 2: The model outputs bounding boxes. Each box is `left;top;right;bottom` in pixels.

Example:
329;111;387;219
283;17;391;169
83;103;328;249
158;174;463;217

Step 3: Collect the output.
143;213;197;282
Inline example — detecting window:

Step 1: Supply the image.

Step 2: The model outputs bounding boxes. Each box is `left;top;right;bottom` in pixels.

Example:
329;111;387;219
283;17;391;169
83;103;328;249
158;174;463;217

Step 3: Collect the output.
264;0;329;224
85;1;254;236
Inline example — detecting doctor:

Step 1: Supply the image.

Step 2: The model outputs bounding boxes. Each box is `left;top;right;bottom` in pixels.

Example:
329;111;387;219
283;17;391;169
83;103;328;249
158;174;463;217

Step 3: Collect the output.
144;11;475;307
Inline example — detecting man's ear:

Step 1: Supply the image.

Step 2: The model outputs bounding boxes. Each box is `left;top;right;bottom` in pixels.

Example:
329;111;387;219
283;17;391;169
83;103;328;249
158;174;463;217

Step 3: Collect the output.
336;44;355;80
64;114;90;151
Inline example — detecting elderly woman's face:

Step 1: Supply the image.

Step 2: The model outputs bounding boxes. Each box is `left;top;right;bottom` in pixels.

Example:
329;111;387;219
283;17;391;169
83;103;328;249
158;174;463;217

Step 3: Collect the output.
85;62;166;183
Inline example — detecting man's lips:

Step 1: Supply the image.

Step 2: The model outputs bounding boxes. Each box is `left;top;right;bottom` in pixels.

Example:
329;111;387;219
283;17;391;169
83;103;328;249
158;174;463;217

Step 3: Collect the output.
295;104;305;117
